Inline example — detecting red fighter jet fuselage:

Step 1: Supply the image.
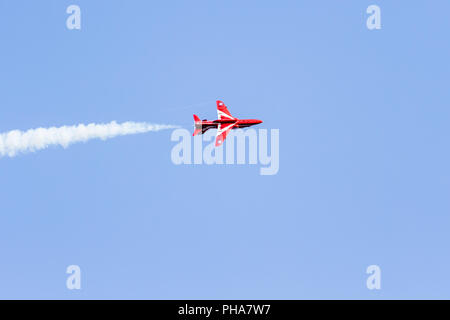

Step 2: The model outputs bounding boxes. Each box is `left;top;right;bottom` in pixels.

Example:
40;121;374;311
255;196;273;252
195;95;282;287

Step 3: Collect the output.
193;100;263;147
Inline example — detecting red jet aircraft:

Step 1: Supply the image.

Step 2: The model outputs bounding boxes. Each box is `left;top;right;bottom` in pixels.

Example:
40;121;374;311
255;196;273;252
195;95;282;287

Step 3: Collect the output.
193;100;263;147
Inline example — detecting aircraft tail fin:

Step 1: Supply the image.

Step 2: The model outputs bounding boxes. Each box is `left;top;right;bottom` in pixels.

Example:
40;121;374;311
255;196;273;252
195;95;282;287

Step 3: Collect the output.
193;114;202;136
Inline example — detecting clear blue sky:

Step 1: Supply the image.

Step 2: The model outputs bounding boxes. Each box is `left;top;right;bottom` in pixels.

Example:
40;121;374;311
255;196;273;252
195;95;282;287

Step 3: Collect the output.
0;0;449;299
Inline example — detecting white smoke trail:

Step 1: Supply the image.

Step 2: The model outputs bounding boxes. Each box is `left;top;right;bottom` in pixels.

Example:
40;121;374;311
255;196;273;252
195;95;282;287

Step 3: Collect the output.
0;121;178;158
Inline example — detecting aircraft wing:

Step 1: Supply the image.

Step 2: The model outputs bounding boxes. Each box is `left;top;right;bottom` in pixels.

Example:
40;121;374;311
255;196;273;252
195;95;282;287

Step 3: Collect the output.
217;100;236;121
215;122;237;147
